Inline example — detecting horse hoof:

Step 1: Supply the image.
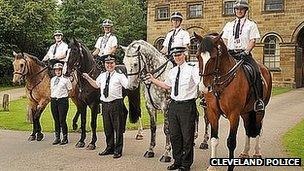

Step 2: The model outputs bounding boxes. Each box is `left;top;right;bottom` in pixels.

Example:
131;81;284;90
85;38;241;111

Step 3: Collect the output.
239;153;250;158
143;151;155;158
72;123;78;131
135;134;143;140
36;132;44;141
75;141;85;148
253;154;262;158
28;135;36;141
199;142;209;150
86;144;96;150
159;155;171;162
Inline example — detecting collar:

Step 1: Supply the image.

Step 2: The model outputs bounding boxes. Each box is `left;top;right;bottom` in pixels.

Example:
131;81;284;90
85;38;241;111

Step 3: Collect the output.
173;27;182;32
106;70;116;76
55;41;62;45
178;61;187;69
235;17;246;23
104;33;111;37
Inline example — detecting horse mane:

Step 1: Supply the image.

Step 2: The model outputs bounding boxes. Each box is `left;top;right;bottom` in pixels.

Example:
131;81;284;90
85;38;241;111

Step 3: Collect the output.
129;40;162;57
16;53;46;67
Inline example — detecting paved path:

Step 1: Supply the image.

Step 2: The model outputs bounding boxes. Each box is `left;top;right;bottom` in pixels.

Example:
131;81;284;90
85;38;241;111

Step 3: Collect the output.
0;87;26;104
0;89;303;170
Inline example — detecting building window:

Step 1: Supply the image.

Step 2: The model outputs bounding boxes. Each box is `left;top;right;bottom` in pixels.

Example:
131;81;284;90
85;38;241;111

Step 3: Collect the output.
154;37;165;51
223;1;235;16
156;5;170;21
264;35;280;70
188;3;203;19
264;0;284;11
188;37;199;62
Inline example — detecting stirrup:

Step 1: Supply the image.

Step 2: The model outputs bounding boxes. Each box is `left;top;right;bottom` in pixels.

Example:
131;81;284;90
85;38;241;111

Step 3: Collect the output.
254;99;265;112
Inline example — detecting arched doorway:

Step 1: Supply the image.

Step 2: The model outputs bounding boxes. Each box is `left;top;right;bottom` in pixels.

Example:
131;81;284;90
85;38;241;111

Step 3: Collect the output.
295;25;304;88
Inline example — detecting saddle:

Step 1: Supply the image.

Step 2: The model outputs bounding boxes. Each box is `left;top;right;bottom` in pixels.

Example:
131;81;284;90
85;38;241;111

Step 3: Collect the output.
228;51;263;98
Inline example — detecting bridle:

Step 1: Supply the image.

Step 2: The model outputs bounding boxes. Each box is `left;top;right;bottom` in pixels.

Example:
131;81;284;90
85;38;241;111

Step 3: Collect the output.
125;49;171;109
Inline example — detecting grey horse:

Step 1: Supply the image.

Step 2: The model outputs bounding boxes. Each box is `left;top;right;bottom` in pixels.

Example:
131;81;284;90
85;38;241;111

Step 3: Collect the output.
122;40;173;162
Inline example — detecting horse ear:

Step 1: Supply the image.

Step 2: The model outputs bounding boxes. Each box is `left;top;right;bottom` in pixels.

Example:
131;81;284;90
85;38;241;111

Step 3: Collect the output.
219;31;223;38
194;32;203;42
13;51;18;57
136;45;141;52
120;45;127;52
73;37;79;45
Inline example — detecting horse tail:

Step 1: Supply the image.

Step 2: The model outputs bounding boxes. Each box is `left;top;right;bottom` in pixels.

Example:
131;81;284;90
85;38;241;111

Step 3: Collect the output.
127;86;141;123
246;110;264;138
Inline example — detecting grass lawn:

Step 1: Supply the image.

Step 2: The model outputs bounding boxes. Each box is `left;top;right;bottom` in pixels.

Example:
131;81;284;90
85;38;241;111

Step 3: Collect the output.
0;86;293;133
271;87;293;96
0;94;164;132
282;119;304;167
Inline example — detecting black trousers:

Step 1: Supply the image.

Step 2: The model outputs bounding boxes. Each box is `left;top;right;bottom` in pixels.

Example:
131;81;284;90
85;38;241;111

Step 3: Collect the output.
168;99;197;168
102;99;126;154
51;97;69;135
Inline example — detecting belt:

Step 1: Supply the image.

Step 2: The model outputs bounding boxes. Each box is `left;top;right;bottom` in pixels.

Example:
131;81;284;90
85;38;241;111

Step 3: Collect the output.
228;49;244;53
171;98;195;104
102;99;123;104
51;97;68;101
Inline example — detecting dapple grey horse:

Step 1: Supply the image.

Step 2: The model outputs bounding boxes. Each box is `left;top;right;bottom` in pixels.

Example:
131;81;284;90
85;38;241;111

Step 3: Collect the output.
122;40;173;162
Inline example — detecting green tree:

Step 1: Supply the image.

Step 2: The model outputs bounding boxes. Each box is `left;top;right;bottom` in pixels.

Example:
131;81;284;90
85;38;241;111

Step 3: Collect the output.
0;0;58;58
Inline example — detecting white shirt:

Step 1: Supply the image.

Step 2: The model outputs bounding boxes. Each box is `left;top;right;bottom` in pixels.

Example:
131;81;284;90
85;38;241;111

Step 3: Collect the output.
94;33;118;56
45;41;69;62
96;70;128;102
165;62;200;101
163;27;190;51
222;17;260;50
50;76;72;98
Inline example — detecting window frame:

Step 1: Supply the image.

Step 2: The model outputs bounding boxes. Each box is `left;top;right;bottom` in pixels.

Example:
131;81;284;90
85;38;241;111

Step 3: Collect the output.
223;1;235;16
187;2;204;19
263;35;281;71
154;37;165;51
155;5;170;21
263;0;284;13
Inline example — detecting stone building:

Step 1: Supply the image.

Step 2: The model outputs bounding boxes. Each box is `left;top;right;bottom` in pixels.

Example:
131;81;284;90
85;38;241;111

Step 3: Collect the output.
147;0;304;87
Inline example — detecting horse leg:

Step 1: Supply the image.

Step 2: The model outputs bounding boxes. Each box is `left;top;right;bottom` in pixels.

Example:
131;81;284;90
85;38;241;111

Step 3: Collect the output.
135;117;144;140
160;108;171;162
28;108;37;141
34;105;46;141
207;112;220;171
75;103;87;148
252;135;262;158
239;114;250;158
200;109;210;150
72;111;80;131
227;115;240;171
86;103;99;150
144;107;156;158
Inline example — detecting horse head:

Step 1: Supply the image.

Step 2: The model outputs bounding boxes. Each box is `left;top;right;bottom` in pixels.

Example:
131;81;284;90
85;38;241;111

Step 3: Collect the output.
123;42;143;90
66;38;89;77
12;51;28;85
194;32;227;76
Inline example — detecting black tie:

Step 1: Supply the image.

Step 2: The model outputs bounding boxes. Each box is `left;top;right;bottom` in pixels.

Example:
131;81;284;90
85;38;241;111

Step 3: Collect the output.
103;73;111;98
174;66;180;96
235;19;240;39
168;29;176;55
53;43;58;55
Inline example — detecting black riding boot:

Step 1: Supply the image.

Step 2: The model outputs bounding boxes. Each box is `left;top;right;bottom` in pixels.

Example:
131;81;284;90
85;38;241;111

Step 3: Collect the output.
52;132;61;145
60;134;68;145
253;85;265;112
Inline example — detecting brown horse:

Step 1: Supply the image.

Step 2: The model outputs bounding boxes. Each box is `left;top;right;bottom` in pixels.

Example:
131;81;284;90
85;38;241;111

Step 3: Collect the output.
194;33;272;171
12;52;80;141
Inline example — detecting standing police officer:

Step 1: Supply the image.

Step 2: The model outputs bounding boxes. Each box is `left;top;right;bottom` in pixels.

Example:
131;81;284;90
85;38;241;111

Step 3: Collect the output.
50;63;72;145
92;19;118;64
147;47;200;171
222;0;264;111
161;12;190;65
43;30;68;71
82;55;128;159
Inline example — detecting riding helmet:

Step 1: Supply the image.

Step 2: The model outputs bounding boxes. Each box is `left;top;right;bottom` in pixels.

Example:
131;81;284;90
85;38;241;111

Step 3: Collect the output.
170;12;183;21
102;19;113;27
234;0;249;10
53;63;64;69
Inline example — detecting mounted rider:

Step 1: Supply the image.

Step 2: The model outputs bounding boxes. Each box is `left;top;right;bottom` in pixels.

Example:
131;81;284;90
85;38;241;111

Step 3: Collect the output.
43;30;69;73
161;12;190;66
222;0;265;112
92;19;118;68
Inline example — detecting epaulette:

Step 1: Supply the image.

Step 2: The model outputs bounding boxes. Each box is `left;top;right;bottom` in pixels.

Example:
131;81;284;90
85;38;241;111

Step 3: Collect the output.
115;67;123;74
187;63;195;67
